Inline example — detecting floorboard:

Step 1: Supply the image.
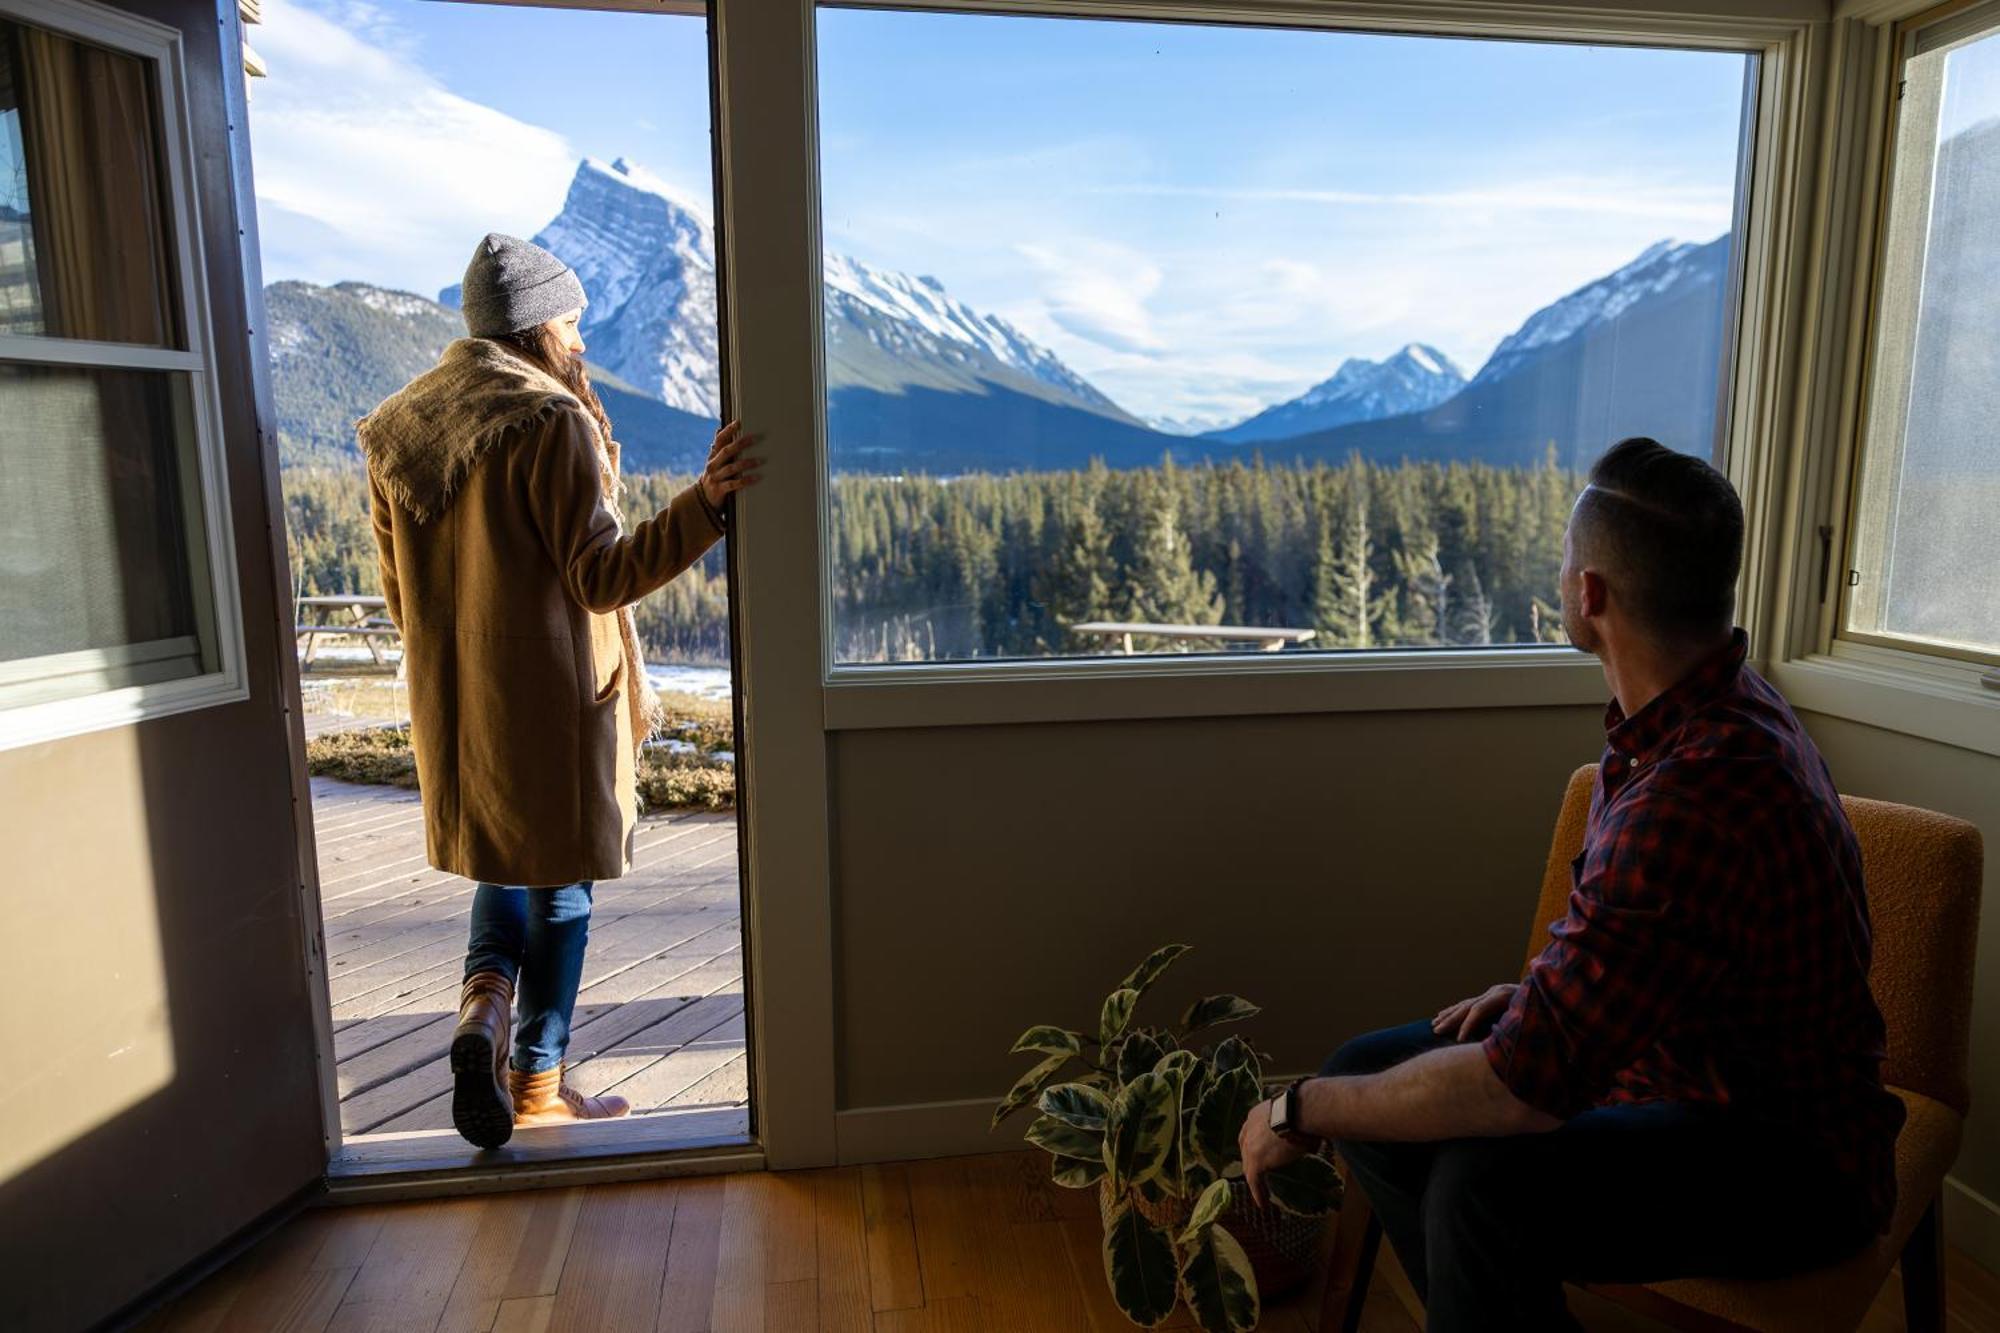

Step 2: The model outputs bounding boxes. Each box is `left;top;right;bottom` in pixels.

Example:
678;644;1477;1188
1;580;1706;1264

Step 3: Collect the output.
148;1150;2000;1333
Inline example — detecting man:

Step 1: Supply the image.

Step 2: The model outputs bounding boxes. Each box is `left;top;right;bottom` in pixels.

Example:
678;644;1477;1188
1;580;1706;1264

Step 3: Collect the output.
1239;438;1904;1330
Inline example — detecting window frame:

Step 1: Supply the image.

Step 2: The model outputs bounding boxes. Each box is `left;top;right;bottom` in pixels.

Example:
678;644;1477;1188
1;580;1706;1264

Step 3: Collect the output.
1831;0;2000;671
797;0;1796;730
1762;0;2000;759
0;0;249;750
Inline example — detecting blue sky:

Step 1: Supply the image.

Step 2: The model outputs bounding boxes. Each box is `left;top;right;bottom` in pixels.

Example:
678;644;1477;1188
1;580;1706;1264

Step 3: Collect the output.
250;0;1753;424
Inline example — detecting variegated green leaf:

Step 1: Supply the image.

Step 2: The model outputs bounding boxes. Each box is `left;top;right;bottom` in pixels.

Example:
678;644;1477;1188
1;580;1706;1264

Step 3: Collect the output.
1102;1199;1179;1327
1210;1034;1260;1086
1011;1025;1084;1057
991;1051;1072;1130
1154;1049;1199;1080
1118;943;1192;998
1179;1177;1233;1243
1102;1071;1178;1191
1178;1223;1259;1333
1191;1066;1263;1174
1026;1114;1103;1160
1180;1061;1212;1126
1052;1156;1107;1189
1100;988;1139;1048
1180;994;1262;1035
1262;1152;1344;1217
1117;1029;1166;1084
1039;1081;1112;1132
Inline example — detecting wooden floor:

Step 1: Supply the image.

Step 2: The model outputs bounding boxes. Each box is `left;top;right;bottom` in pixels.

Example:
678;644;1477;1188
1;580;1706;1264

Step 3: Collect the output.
315;779;746;1139
143;1150;2000;1333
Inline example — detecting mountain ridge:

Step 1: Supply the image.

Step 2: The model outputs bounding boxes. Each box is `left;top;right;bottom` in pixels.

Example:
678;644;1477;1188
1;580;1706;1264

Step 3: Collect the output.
1207;342;1467;444
270;154;1740;478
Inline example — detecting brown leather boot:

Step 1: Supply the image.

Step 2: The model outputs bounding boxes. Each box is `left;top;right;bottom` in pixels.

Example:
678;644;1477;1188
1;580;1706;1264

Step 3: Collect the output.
450;970;515;1148
508;1066;631;1128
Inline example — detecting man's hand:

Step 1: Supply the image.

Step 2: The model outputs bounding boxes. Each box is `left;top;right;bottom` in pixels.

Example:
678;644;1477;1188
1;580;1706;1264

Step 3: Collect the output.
1238;1097;1308;1208
1431;983;1519;1043
699;420;762;512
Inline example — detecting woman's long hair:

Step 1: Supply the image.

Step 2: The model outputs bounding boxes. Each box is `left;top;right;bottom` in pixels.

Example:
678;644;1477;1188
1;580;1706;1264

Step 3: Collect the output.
489;323;618;456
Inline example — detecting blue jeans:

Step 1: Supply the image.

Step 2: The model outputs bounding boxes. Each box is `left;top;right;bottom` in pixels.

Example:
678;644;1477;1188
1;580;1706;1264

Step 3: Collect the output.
464;881;593;1075
1326;1021;1876;1332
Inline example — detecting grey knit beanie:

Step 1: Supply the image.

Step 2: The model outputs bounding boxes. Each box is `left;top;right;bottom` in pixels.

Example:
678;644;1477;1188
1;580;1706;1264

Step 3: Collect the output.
459;232;587;337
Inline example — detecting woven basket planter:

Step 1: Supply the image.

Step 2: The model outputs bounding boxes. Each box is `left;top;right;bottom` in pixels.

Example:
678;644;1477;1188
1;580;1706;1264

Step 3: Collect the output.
1097;1170;1338;1305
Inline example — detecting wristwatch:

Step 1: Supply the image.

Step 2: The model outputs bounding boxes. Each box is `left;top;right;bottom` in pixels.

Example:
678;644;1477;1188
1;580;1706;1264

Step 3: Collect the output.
1268;1078;1317;1147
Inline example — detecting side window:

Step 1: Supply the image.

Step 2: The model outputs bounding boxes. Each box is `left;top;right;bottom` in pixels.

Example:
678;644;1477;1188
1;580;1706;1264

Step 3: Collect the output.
0;9;238;734
1841;2;2000;667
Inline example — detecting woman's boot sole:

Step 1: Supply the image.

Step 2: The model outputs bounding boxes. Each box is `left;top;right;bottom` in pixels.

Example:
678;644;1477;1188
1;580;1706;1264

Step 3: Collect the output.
450;1030;514;1149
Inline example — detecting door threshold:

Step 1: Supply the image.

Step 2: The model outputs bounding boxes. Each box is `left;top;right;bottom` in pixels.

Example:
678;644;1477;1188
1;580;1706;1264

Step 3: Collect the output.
325;1104;760;1202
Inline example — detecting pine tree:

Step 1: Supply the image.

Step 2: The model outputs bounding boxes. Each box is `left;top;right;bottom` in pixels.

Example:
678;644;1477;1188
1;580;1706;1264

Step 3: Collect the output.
1453;563;1496;646
1036;484;1116;651
1394;534;1454;646
1314;487;1385;649
1122;467;1221;647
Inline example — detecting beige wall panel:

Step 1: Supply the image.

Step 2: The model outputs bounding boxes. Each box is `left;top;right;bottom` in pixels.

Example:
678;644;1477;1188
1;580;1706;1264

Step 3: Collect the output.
829;704;1606;1111
0;707;322;1330
1801;712;2000;1209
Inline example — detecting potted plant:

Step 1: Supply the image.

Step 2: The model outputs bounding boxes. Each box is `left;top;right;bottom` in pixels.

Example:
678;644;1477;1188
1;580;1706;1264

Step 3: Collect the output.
993;943;1342;1331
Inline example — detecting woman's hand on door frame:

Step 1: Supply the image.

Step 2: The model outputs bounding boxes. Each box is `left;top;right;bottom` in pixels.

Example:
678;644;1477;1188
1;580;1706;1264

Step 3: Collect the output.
700;420;763;512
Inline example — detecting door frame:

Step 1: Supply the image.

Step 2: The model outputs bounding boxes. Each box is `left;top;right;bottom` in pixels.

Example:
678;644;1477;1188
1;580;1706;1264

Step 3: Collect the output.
235;0;810;1186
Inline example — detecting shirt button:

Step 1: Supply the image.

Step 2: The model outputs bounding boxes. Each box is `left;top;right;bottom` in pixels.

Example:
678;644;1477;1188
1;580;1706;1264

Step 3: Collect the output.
1629;757;1640;769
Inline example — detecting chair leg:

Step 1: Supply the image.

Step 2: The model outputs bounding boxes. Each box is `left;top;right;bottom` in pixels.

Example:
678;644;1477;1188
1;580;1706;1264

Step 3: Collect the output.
1317;1191;1383;1333
1901;1196;1945;1333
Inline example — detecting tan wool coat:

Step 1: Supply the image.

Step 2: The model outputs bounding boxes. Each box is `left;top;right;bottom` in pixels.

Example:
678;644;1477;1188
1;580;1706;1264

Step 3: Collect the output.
357;337;724;886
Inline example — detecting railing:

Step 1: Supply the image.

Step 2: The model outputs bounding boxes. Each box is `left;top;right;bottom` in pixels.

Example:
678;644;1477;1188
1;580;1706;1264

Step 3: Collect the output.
1068;621;1318;655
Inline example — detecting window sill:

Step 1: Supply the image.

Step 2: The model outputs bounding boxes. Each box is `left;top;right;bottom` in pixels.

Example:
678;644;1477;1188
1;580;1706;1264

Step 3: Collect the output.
1770;650;2000;760
0;668;250;751
821;647;1609;731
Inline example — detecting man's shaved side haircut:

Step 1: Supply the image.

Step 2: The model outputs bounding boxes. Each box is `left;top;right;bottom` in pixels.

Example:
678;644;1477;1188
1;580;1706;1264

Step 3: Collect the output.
1572;437;1745;640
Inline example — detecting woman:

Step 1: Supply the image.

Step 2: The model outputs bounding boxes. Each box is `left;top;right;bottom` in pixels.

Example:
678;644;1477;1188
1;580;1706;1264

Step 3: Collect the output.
358;232;760;1148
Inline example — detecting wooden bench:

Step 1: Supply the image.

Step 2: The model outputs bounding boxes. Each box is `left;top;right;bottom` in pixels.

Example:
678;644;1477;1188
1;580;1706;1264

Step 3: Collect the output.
297;595;400;669
1068;621;1318;654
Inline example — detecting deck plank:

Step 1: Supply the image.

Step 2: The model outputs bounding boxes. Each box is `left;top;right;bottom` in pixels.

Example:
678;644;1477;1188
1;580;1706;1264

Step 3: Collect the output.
309;780;747;1141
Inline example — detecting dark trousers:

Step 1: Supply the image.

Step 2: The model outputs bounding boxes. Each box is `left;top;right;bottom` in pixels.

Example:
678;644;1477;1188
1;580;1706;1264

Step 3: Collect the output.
464;881;594;1074
1326;1022;1876;1332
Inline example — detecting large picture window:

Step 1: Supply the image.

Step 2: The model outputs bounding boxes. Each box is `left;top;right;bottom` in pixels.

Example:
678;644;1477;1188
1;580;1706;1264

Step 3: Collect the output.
815;9;1754;667
1842;1;2000;667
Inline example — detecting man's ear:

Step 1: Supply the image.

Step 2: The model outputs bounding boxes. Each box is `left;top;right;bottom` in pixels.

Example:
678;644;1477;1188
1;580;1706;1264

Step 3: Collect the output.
1578;568;1610;621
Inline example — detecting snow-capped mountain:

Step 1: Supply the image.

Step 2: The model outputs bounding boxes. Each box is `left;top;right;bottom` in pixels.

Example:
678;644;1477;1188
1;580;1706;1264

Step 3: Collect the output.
439;158;720;417
538;159;721;419
1265;234;1735;470
1144;412;1239;437
284;151;1741;478
264;278;719;471
1472;240;1724;388
441;157;1132;427
1207;343;1466;444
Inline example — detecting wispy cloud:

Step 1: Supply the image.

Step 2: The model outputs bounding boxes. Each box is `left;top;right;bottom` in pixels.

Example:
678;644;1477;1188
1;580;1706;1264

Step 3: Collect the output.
252;0;578;295
1086;180;1735;226
1016;241;1166;356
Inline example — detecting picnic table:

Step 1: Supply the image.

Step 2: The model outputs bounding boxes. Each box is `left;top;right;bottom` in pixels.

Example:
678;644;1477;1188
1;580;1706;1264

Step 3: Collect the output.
297;594;401;668
1069;621;1318;654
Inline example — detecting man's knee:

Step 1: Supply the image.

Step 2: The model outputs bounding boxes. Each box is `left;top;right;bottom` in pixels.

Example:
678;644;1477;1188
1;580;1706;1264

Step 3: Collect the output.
1321;1019;1444;1078
1424;1141;1538;1246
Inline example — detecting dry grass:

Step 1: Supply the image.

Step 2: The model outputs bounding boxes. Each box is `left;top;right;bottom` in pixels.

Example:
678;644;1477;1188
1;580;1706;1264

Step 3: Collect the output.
306;689;738;812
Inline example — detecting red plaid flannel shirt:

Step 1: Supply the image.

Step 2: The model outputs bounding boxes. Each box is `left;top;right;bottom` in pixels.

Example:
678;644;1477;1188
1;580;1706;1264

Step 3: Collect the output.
1483;630;1904;1230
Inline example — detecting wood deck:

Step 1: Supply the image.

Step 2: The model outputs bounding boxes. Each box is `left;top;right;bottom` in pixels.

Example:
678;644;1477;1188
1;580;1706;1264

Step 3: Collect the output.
314;778;747;1141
